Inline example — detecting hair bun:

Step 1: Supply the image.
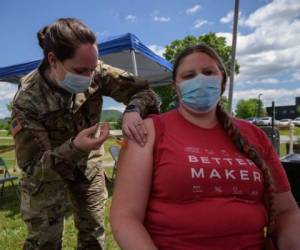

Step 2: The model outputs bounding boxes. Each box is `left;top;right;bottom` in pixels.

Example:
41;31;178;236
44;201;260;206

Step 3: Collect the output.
37;26;48;49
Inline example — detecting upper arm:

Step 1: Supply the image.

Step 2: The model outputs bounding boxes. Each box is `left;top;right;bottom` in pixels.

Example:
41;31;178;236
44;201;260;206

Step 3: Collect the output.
110;118;155;222
12;104;51;173
94;61;149;104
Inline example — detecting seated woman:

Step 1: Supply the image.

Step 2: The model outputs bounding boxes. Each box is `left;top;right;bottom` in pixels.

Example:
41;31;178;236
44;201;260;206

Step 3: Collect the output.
110;44;300;250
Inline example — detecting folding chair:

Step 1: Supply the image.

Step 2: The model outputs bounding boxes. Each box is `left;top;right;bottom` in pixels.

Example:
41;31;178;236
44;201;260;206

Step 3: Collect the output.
109;145;121;179
0;157;20;200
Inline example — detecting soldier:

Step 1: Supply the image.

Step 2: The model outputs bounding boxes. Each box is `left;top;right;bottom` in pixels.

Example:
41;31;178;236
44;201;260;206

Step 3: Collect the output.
11;18;160;250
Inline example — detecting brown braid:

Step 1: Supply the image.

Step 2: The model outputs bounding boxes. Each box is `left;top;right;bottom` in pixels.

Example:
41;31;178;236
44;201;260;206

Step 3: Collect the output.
216;104;276;238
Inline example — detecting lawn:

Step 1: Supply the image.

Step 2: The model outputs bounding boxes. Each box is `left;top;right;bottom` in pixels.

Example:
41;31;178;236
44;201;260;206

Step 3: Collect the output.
0;169;119;250
0;135;120;250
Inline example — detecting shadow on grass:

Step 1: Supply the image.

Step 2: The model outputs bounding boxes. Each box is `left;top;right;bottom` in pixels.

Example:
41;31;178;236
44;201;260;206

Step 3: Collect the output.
0;183;74;220
0;185;20;218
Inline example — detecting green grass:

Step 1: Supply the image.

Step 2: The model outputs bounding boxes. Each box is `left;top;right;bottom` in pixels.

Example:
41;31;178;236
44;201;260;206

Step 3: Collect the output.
0;130;10;137
278;126;300;136
0;169;119;250
0;135;120;250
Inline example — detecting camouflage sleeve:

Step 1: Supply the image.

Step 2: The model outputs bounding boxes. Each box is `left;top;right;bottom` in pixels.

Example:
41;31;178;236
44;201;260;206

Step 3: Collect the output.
93;61;160;117
11;107;88;181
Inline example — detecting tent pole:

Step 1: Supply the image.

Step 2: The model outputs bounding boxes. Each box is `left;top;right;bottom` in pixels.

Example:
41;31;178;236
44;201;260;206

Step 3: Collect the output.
130;49;139;76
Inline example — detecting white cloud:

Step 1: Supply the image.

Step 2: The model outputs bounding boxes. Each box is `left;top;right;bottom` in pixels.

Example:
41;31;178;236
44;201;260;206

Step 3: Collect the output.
148;45;165;57
193;19;208;29
220;11;246;26
220;11;234;23
0;82;18;118
293;73;300;80
0;82;18;101
105;105;125;112
153;16;171;22
216;0;300;87
125;15;137;22
186;5;201;15
95;31;110;40
244;0;300;28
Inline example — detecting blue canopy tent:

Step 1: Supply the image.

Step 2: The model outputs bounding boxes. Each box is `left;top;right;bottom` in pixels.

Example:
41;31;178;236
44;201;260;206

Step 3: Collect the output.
0;33;173;86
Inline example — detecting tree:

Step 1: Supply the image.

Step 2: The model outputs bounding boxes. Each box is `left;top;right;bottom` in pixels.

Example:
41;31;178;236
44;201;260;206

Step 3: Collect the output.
164;33;240;74
220;96;229;112
235;98;266;119
1;101;13;134
154;33;239;112
297;105;300;116
153;85;176;113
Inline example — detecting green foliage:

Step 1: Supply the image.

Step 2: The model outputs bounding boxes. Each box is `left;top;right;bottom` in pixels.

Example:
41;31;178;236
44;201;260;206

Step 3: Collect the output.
101;109;122;130
100;110;122;122
235;98;266;118
1;101;13;134
297;105;300;115
220;96;229;112
153;85;177;113
164;32;240;75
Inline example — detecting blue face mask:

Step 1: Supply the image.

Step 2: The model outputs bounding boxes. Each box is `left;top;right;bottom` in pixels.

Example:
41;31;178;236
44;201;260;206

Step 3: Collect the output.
57;70;92;94
178;73;222;113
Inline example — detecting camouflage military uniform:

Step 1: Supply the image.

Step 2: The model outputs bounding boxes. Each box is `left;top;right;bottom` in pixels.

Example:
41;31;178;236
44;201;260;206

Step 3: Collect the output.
11;60;159;250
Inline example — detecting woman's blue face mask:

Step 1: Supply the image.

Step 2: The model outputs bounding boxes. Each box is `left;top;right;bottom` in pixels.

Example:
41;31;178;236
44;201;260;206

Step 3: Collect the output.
178;73;222;113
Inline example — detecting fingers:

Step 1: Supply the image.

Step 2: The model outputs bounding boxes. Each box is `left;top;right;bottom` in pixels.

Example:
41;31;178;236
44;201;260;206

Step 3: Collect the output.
91;122;110;148
128;123;145;146
98;122;110;141
122;125;133;141
81;123;98;137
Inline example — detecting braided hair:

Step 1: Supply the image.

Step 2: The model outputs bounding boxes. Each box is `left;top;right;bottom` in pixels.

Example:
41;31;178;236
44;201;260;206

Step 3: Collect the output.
173;44;276;237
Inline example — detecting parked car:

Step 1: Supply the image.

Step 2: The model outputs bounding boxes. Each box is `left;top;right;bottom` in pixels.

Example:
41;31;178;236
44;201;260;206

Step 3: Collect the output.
245;117;259;124
292;117;300;126
278;119;292;127
256;117;272;126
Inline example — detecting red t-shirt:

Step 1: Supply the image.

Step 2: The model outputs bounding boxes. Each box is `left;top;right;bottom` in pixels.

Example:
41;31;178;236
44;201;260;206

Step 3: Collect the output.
145;110;290;250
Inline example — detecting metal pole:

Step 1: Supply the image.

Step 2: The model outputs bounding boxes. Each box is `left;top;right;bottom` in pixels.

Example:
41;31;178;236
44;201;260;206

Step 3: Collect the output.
289;123;294;154
272;101;275;129
258;93;262;117
130;49;138;76
227;0;240;114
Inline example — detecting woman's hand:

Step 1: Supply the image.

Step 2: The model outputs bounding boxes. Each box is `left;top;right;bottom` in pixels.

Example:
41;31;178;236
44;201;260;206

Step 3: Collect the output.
122;112;147;146
73;123;110;152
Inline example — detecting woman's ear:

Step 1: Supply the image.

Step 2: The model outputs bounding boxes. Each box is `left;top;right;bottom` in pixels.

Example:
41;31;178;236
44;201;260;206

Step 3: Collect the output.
48;52;57;69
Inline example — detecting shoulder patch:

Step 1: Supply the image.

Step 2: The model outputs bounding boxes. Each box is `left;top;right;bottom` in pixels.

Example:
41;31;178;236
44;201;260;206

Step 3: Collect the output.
11;118;23;137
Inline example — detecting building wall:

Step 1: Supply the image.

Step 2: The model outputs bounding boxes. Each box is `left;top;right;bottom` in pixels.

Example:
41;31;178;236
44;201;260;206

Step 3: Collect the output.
266;96;300;120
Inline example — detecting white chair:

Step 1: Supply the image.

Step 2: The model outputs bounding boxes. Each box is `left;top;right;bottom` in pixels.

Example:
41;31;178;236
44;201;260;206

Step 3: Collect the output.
109;145;121;179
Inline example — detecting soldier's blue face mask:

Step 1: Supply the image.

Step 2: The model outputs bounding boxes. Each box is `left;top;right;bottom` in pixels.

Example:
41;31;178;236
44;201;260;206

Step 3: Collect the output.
57;65;92;94
178;73;222;113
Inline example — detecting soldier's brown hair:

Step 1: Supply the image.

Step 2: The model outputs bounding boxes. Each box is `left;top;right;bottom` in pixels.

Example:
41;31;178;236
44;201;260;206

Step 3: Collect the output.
37;18;97;71
173;44;276;238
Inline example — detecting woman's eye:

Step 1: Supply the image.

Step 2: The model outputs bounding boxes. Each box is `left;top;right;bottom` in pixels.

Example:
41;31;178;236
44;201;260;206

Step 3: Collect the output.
182;73;196;79
203;71;216;76
74;69;85;74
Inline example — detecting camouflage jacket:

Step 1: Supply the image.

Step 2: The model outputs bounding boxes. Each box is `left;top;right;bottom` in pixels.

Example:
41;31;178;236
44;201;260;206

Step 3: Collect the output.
11;60;159;181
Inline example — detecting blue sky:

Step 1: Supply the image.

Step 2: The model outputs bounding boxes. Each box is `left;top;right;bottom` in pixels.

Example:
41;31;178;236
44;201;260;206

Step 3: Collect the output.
0;0;299;118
